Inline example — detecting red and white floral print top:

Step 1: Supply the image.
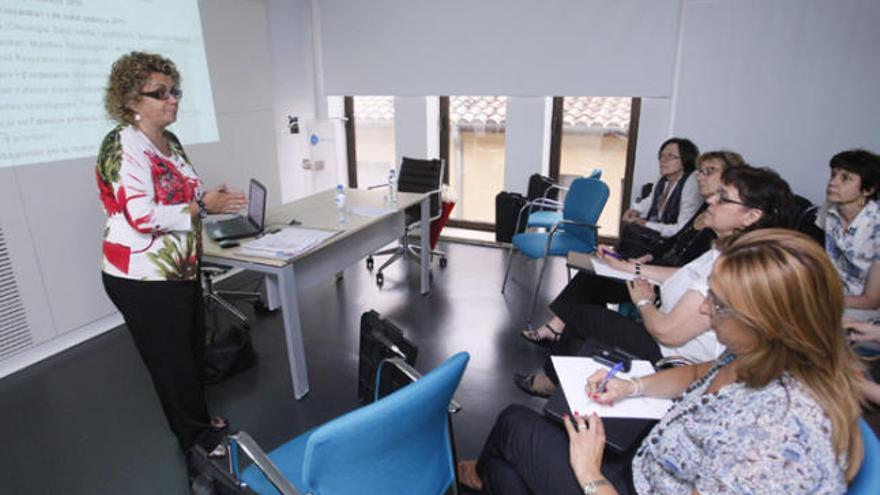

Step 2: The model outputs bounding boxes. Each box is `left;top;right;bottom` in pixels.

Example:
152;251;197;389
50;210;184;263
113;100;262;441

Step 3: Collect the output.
96;125;203;281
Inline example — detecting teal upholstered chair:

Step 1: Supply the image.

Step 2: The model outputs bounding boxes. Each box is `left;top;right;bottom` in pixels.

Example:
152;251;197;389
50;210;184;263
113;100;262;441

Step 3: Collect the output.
502;177;610;324
526;169;602;231
849;419;880;494
229;352;469;495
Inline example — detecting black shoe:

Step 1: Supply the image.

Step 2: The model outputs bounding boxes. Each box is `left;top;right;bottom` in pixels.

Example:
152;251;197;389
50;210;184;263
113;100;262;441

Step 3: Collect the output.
513;373;552;398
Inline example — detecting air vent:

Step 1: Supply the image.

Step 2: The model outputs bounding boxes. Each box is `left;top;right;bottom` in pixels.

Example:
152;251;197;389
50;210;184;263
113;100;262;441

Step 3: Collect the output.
0;225;32;359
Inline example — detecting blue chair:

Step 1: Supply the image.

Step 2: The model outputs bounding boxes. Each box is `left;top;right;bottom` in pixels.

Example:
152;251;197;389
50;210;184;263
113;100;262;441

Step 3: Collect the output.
849;419;880;494
230;352;470;495
502;177;610;324
526;169;602;230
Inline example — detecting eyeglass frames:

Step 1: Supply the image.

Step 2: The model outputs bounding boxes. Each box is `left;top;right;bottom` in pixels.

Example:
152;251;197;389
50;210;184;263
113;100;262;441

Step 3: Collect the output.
706;288;734;316
712;189;752;208
140;86;183;101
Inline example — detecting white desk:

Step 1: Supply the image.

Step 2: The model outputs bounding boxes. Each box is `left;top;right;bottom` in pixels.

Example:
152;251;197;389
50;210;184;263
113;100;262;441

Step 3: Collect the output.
203;188;431;399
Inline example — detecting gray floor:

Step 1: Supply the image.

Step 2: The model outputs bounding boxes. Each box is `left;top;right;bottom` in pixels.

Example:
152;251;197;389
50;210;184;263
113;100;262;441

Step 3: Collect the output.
0;241;573;495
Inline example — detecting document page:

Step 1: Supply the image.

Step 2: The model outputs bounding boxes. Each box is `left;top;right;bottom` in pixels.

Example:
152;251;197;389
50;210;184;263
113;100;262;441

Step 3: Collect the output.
590;257;662;285
551;356;672;419
240;227;339;258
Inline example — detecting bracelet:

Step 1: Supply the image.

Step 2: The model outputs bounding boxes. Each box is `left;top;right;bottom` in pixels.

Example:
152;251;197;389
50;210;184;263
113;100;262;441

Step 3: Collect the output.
636;298;653;308
629;376;645;397
634;262;642;276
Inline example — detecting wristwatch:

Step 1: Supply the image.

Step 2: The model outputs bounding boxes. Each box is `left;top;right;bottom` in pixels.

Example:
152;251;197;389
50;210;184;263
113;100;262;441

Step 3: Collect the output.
582;478;610;494
195;192;208;219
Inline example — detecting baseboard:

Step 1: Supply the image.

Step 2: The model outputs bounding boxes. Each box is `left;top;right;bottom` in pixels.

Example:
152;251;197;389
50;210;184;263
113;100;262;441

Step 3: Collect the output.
0;312;124;380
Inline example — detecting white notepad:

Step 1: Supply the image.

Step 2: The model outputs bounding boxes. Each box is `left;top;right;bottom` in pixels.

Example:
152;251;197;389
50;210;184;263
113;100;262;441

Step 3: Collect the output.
551;356;672;419
590;257;662;285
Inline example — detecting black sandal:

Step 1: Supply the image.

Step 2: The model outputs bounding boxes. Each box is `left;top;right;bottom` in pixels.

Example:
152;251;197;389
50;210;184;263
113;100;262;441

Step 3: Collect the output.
513;373;552;398
520;323;562;348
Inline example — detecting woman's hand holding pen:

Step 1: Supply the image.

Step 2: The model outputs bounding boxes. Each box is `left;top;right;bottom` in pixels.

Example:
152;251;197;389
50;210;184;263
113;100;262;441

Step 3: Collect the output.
585;370;631;405
204;184;248;214
597;245;632;272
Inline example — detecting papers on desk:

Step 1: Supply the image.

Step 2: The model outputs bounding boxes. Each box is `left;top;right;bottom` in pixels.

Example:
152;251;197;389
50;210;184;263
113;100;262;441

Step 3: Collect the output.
551;356;672;420
348;205;397;218
590;257;662;285
239;227;339;259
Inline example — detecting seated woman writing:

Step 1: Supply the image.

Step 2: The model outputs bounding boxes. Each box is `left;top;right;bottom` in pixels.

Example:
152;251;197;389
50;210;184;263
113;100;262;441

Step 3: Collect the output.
516;166;795;397
522;150;745;347
461;229;865;494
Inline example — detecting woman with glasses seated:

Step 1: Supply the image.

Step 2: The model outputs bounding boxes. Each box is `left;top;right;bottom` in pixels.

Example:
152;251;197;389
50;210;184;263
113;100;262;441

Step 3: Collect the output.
96;52;247;459
460;229;864;494
622;138;703;238
816;149;880;320
522;150;745;347
515;166;795;397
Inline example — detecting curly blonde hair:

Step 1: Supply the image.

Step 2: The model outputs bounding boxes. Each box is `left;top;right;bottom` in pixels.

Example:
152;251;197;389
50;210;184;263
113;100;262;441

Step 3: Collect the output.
104;51;180;125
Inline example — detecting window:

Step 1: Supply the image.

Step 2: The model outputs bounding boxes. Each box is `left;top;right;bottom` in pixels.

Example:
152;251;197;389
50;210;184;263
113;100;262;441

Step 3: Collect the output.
441;96;507;228
549;97;639;239
345;96;396;188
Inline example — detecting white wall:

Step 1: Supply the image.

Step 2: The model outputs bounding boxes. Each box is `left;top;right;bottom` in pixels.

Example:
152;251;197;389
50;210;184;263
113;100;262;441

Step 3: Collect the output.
504;98;550;194
0;0;284;377
314;0;682;97
672;0;880;204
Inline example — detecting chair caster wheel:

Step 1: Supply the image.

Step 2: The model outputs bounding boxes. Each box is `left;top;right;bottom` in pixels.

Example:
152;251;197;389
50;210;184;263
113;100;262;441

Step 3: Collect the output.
439;256;447;268
376;272;384;287
366;256;374;270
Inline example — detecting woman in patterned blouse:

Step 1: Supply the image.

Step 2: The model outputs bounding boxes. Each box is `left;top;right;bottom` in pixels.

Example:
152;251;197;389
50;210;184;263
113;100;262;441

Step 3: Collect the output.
460;229;864;494
816;149;880;320
96;52;246;458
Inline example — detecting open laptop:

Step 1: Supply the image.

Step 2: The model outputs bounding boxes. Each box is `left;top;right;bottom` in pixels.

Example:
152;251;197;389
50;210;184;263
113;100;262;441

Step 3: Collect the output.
206;179;266;241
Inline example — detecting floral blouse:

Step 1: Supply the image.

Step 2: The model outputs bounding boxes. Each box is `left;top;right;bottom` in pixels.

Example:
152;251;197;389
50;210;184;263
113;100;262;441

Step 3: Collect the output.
632;366;847;494
816;200;880;297
96;125;203;281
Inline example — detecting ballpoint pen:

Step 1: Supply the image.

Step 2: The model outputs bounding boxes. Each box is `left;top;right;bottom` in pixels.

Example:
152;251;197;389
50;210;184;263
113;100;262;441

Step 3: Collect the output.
595;361;625;395
600;247;622;260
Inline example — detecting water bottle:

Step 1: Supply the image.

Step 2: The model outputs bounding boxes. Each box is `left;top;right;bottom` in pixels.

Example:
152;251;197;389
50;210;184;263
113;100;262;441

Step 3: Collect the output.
388;167;398;203
335;184;347;224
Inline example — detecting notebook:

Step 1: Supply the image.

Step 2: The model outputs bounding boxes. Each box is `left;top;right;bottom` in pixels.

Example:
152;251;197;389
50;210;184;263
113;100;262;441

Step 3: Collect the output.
206;179;266;241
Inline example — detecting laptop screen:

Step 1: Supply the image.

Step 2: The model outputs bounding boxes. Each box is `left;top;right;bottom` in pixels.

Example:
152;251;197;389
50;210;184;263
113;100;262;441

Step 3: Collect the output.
247;179;267;228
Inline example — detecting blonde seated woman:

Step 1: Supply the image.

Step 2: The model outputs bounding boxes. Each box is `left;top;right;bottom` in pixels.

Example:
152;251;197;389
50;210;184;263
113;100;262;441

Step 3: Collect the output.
460;230;865;494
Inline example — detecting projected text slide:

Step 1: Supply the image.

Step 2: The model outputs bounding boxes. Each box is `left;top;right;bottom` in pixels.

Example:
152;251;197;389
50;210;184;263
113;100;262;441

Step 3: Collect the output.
0;0;218;167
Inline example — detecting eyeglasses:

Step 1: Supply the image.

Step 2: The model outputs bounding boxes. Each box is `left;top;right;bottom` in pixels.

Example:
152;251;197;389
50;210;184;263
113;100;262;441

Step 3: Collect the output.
659;153;681;162
140;87;183;101
712;189;752;207
697;166;721;177
706;289;734;316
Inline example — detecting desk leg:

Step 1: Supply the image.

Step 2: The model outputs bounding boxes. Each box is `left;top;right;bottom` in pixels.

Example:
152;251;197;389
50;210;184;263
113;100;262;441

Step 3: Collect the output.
275;266;310;399
420;196;430;295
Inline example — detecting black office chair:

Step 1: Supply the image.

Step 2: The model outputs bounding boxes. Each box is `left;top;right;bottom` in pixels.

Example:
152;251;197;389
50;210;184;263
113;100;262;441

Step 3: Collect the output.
366;157;446;287
201;265;265;327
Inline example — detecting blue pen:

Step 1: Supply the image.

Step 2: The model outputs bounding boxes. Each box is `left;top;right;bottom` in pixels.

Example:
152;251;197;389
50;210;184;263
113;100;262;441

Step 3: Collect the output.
596;361;625;394
600;247;622;260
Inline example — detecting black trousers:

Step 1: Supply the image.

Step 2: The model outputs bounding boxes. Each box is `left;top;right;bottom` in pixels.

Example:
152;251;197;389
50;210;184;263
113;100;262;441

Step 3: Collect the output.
102;273;215;451
544;305;663;384
548;272;630;327
477;405;635;495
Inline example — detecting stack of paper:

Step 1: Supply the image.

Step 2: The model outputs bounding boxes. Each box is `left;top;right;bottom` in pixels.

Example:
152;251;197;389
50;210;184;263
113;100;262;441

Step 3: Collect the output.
590;257;662;285
239;227;338;259
551;356;672;419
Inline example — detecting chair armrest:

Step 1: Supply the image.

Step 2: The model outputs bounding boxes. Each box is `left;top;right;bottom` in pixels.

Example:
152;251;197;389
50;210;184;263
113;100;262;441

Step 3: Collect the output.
380;357;462;414
543;220;600;254
228;431;301;495
542;183;568;201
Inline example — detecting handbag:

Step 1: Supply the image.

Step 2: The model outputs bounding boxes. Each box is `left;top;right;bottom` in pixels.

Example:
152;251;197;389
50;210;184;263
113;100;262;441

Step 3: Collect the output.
615;223;665;259
202;321;257;384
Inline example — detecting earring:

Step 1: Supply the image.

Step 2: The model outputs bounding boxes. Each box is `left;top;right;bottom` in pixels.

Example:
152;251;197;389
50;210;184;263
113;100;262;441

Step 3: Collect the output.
134;113;141;122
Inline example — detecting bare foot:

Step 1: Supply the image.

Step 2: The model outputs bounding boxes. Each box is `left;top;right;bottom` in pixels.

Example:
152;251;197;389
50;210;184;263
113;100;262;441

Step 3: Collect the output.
457;460;484;490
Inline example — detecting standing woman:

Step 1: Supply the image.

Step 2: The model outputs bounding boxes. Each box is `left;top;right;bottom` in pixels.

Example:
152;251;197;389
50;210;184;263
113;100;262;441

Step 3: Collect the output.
817;149;880;319
96;52;246;456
